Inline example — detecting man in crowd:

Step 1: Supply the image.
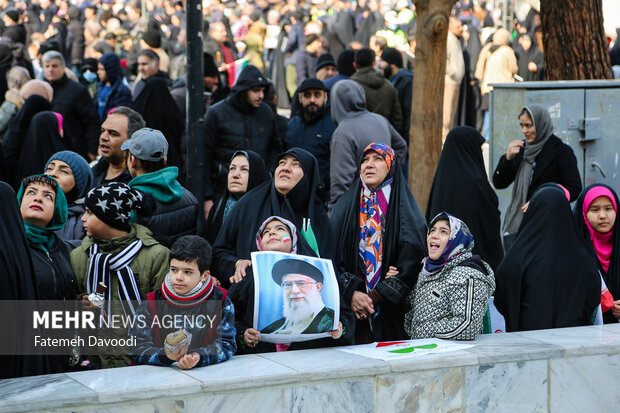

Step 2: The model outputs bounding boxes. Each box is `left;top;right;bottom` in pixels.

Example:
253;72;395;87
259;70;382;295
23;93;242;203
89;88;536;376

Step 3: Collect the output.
443;16;465;142
204;21;237;89
202;64;280;218
284;78;336;203
43;50;101;161
132;49;170;101
315;53;338;82
380;47;413;141
350;48;402;133
92;106;145;185
123;128;199;248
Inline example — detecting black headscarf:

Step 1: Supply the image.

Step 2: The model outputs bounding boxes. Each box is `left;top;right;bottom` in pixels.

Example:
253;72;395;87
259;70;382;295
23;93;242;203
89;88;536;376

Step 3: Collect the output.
330;150;427;342
16;112;66;189
2;95;53;189
132;77;184;170
203;150;270;244
0;182;46;378
573;183;620;322
516;33;543;81
494;184;600;332
426;126;504;270
212;148;332;286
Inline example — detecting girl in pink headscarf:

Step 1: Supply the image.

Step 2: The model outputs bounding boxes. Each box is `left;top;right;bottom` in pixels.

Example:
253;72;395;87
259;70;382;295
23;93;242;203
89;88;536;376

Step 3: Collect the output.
574;184;620;323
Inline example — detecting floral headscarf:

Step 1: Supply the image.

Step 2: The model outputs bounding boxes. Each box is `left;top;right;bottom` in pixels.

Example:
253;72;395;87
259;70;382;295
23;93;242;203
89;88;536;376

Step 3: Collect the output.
422;212;475;275
359;142;396;290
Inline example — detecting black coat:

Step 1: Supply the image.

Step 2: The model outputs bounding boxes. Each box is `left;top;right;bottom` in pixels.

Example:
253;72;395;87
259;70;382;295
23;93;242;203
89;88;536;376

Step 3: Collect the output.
2;23;27;45
91;157;132;186
492;135;582;202
494;185;600;332
1;95;52;189
203;67;280;200
0;182;47;379
330;163;427;342
48;75;101;158
29;237;77;301
427;127;504;270
136;188;199;249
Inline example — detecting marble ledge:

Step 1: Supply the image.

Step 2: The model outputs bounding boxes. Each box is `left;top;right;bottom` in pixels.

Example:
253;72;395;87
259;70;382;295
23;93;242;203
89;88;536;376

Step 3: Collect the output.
514;325;620;357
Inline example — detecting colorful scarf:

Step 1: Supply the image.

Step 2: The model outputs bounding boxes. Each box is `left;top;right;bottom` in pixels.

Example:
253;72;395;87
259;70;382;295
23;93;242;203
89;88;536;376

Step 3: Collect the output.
358;143;395;291
422;212;475;275
161;271;215;308
582;186;617;273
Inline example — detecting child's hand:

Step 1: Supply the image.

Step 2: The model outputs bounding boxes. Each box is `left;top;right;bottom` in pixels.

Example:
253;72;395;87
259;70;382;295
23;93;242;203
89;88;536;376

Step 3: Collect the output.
178;353;200;370
165;341;189;362
327;322;343;340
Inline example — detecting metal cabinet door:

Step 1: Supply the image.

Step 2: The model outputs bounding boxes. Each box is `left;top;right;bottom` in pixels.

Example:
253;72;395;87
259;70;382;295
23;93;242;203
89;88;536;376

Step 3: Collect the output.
583;88;620;188
523;89;586;184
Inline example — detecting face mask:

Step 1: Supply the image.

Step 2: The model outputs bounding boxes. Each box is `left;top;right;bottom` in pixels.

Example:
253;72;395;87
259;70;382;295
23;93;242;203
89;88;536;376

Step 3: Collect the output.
83;71;98;83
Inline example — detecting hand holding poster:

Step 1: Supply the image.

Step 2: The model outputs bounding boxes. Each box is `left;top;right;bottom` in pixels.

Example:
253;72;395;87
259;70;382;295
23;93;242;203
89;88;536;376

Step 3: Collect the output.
252;251;340;344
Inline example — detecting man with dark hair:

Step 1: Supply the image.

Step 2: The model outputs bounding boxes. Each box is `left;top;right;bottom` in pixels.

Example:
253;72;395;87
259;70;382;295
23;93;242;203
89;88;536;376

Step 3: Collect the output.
351;48;402;132
285;78;336;203
323;50;355;90
202;64;280;218
92;106;145;185
170;52;221;120
380;47;413;140
132;49;170;101
262;258;335;335
43;50;101;162
123;128;199;248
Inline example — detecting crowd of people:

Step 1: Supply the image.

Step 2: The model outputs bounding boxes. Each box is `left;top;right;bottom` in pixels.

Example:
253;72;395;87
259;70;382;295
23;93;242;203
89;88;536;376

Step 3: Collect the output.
0;0;619;380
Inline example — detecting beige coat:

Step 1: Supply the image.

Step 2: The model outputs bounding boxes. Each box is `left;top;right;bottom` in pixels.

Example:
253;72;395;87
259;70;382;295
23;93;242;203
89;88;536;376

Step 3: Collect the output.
475;29;518;95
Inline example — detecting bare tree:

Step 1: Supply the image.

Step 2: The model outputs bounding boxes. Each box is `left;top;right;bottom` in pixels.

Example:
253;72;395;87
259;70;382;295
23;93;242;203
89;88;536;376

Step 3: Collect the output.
409;0;458;214
541;0;612;80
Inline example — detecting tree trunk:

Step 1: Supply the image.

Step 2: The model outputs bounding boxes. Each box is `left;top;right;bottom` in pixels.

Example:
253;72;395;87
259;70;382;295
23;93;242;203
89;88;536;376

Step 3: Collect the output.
409;0;457;214
541;0;612;80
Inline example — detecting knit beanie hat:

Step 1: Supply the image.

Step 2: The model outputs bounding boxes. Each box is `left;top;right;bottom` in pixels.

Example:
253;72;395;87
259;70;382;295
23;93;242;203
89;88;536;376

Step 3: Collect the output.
84;182;143;231
143;29;162;49
5;8;20;23
45;151;94;201
315;53;336;73
336;50;356;76
381;47;403;69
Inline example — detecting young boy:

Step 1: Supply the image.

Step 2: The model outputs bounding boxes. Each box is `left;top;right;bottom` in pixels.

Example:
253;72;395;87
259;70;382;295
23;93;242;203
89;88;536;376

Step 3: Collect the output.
130;235;236;369
71;182;170;368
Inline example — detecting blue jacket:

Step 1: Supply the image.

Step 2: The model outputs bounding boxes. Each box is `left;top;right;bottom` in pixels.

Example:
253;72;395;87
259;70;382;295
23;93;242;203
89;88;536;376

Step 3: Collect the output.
284;110;337;192
390;69;413;140
96;78;132;120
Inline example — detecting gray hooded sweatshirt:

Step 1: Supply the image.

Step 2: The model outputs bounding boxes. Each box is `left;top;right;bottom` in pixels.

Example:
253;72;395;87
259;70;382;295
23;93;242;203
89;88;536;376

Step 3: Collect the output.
329;80;407;209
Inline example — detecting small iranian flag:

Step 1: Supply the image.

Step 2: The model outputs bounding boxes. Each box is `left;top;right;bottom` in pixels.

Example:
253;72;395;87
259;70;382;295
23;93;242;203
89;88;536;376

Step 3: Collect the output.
227;58;249;86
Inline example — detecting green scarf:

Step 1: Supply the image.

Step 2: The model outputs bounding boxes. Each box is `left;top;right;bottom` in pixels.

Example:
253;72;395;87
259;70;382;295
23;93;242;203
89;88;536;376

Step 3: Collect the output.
17;175;68;253
128;167;183;203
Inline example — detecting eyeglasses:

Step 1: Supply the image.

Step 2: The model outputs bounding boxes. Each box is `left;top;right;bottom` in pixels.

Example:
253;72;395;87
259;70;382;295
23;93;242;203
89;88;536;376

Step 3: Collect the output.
282;281;318;289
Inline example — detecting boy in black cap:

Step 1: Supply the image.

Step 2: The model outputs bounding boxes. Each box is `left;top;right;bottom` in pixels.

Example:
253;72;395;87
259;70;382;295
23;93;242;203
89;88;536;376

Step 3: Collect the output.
71;182;170;368
315;53;337;81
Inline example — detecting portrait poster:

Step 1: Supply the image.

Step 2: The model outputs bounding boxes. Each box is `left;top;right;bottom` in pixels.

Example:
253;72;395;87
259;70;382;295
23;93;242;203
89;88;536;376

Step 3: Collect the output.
252;251;340;344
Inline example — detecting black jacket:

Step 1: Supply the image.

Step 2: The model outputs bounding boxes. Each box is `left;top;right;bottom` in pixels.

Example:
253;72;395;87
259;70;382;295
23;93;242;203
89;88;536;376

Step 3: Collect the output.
29;238;77;301
91;157;132;186
492;135;582;201
2;23;27;45
203;65;280;199
48;75;101;158
136;188;199;249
